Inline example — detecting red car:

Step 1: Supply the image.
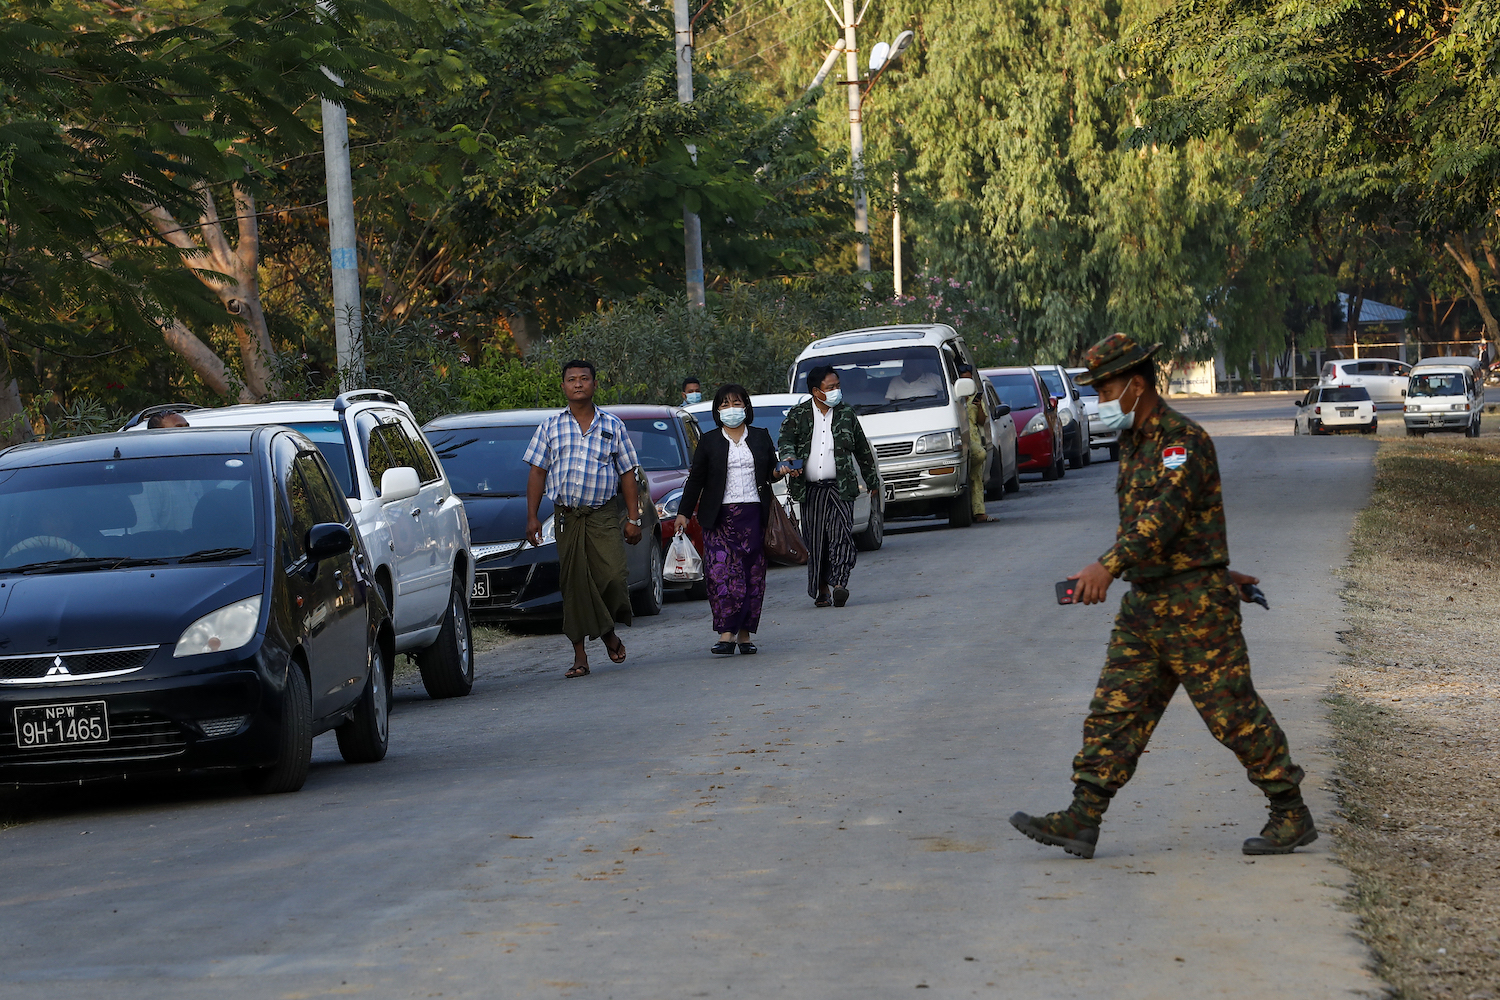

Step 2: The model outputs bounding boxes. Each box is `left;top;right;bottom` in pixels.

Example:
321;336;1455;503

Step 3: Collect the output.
603;405;706;596
982;367;1066;481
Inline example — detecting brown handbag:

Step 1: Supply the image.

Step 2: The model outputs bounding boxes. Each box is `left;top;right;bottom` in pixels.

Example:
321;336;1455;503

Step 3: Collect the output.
763;496;809;566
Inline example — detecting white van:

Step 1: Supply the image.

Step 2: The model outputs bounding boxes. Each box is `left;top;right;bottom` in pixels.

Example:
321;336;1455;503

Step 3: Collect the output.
790;325;986;527
1404;356;1484;437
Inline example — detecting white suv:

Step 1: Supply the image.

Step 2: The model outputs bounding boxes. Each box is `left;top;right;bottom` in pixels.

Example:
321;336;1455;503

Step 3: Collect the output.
125;391;475;699
1319;358;1412;404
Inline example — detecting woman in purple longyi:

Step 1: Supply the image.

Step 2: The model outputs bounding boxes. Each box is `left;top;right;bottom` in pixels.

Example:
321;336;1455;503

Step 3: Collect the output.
676;384;788;655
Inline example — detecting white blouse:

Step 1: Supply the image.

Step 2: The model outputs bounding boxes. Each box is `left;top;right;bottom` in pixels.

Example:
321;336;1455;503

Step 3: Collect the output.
722;433;760;503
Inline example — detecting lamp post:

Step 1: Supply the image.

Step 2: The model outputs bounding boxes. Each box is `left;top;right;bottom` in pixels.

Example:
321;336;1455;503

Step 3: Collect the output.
317;1;364;384
674;0;707;309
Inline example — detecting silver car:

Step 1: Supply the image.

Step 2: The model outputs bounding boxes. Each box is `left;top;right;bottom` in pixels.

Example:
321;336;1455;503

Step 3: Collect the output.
1066;366;1120;462
1034;365;1089;468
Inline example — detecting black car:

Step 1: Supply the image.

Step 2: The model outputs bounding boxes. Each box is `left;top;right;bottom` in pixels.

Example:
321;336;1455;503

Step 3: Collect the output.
423;410;664;623
0;427;393;793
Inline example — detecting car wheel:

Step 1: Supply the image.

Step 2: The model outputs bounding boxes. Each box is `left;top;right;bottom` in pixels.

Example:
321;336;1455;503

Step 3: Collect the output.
1107;443;1120;462
947;487;974;527
631;537;664;616
1042;455;1060;481
244;661;313;794
1407;428;1423;437
1081;444;1092;467
416;575;475;699
1067;440;1084;469
336;636;390;764
1005;470;1021;493
854;503;884;550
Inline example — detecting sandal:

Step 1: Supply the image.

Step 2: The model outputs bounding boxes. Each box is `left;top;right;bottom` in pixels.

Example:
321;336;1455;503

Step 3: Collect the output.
565;663;590;679
974;513;993;522
603;633;627;664
814;596;833;608
737;642;757;655
711;641;736;655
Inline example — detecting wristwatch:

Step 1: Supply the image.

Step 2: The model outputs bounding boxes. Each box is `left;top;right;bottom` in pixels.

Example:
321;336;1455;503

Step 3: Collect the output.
626;517;642;526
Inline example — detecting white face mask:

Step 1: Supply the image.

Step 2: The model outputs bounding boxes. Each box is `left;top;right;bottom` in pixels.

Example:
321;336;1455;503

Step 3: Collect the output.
719;407;746;428
1097;382;1140;431
819;388;843;407
684;391;702;405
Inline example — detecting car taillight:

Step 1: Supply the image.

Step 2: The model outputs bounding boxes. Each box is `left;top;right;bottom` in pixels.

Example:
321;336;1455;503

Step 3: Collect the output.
1314;406;1321;414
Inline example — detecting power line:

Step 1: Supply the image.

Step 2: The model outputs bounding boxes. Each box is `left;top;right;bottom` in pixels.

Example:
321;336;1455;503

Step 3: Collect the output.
701;0;815;51
725;18;825;67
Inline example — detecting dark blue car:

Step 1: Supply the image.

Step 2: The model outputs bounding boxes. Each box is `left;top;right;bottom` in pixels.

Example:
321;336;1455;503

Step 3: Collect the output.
0;427;393;792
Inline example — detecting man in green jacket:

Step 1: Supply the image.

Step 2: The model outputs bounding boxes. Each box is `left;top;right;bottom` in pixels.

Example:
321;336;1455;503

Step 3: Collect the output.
779;365;882;607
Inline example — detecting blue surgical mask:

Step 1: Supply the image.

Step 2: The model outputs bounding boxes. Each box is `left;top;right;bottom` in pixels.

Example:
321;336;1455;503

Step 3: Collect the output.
820;388;843;407
719;407;746;428
684;391;702;405
1097;384;1139;431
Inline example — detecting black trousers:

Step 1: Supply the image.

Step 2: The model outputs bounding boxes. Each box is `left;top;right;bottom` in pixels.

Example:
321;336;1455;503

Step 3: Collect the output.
801;481;856;598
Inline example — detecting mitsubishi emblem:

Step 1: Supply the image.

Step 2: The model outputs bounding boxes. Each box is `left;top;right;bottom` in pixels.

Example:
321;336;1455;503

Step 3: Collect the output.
44;656;70;677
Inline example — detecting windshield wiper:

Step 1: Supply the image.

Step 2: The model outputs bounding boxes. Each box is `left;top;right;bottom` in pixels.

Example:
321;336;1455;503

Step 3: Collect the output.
12;556;169;575
178;547;253;563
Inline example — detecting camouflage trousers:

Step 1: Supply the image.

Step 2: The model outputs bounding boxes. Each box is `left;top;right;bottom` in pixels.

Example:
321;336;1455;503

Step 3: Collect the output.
1072;568;1304;798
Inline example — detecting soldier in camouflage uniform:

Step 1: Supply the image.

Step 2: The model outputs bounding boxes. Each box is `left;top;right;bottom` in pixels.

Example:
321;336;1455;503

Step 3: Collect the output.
1009;333;1316;860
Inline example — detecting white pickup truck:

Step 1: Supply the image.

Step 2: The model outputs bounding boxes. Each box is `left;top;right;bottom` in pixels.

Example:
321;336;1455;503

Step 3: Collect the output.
125;390;475;699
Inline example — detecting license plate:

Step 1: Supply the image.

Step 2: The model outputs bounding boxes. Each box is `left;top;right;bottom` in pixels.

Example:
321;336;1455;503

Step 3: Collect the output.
471;573;489;601
883;483;895;502
1337;408;1356;417
1429;415;1442;425
14;701;109;749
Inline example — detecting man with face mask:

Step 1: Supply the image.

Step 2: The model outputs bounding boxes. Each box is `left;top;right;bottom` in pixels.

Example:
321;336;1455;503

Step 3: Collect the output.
778;366;881;607
1009;332;1314;860
682;377;704;406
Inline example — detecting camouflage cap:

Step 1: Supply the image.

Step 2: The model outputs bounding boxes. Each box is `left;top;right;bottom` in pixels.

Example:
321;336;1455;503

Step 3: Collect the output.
1074;332;1162;386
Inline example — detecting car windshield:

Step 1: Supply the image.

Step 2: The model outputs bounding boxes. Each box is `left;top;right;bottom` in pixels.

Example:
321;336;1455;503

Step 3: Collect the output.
426;426;536;495
792;346;950;414
1320;387;1371;403
1410;373;1466;397
0;454;259;572
283;421;355;496
989;374;1042;410
622;418;688;471
1037;369;1068;398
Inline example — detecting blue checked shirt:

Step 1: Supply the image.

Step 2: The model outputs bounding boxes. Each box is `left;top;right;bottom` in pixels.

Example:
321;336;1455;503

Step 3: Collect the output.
522;408;641;508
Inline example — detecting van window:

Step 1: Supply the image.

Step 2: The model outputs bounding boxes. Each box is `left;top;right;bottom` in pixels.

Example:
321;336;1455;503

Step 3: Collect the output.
1320;387;1371;403
1409;373;1467;397
792;346;950;414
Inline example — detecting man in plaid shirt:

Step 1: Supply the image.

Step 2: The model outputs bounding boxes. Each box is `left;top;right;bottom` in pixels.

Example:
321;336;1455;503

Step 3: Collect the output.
524;359;644;677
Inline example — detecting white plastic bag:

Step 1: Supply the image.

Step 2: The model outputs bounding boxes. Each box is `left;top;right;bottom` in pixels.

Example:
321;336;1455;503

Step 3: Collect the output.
665;532;704;583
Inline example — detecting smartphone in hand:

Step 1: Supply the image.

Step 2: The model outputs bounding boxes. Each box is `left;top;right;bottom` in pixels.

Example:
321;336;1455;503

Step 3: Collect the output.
1240;583;1270;610
1055;580;1077;605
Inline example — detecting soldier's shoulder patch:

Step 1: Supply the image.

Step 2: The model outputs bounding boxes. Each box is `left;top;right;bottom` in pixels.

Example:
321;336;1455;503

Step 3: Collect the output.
1162;445;1188;470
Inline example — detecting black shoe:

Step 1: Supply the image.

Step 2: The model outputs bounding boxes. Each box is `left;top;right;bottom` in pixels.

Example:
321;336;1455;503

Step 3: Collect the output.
1242;805;1318;855
832;586;849;607
737;642;757;654
1008;811;1099;860
710;641;736;655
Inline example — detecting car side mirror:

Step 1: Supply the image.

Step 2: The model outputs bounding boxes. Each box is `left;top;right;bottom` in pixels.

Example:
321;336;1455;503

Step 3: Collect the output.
379;466;421;504
305;522;352;561
1071;389;1080;401
994;404;1011;418
954;377;976;398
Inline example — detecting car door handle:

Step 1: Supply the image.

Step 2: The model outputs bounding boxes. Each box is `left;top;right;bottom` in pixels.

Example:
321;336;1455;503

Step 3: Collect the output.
334;570;345;590
411;508;421;518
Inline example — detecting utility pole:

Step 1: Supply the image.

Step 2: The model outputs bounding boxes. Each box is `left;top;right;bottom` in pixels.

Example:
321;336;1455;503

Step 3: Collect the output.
674;0;707;310
841;0;871;273
317;1;364;384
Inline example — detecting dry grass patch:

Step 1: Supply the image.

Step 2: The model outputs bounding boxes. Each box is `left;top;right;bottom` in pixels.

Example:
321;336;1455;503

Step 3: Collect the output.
1335;435;1500;998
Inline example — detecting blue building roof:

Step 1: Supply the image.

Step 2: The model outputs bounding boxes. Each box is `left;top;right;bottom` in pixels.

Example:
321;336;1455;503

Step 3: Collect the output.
1338;292;1409;326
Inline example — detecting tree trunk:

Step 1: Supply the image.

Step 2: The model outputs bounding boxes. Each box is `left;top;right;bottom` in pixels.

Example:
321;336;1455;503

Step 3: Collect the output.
144;183;280;400
1442;234;1500;349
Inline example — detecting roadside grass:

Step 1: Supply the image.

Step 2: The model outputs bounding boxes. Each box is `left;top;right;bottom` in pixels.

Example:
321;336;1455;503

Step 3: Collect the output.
1333;435;1500;998
393;623;516;686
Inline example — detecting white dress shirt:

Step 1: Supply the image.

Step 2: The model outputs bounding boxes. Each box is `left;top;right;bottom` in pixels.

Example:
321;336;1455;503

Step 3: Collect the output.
886;371;945;400
722;433;760;503
807;403;837;482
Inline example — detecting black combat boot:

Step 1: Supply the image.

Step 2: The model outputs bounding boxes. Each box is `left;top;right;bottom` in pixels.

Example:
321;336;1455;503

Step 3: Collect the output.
1242;789;1318;855
1009;783;1112;860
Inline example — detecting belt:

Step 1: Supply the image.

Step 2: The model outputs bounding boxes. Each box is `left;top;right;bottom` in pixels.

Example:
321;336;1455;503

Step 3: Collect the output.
805;479;838;489
1130;566;1227;591
554;498;616;515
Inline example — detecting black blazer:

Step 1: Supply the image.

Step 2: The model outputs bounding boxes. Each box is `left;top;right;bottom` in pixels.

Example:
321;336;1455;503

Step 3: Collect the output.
679;425;778;531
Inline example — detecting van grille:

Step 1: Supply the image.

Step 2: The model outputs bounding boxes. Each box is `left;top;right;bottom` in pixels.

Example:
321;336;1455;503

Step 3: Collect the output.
875;441;914;459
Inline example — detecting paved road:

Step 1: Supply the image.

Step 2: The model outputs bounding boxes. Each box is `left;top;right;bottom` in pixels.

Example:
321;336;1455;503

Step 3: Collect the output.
0;399;1383;999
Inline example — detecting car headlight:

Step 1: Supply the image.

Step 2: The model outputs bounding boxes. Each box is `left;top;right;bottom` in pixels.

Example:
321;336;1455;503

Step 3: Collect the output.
1058;408;1074;425
915;430;960;454
656;488;683;520
174;596;262;657
1452;402;1470;411
1405;404;1417;413
1022;413;1048;436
